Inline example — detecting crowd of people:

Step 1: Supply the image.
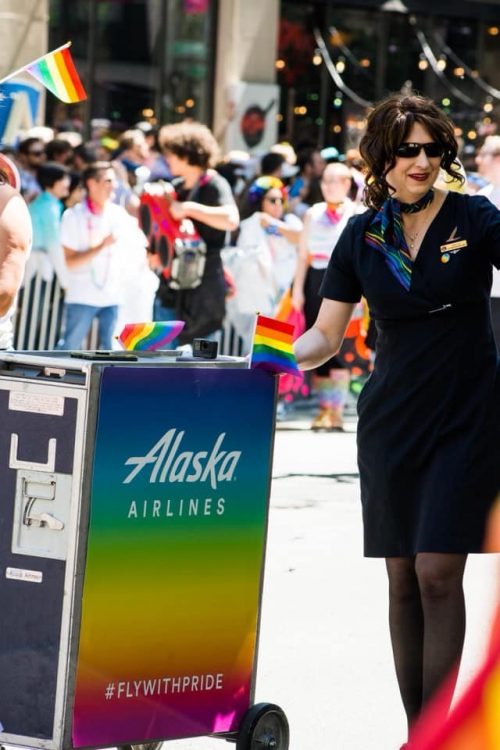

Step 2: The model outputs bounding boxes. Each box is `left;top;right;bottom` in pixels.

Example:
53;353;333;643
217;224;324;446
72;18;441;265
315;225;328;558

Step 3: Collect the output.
1;94;499;750
2;115;499;431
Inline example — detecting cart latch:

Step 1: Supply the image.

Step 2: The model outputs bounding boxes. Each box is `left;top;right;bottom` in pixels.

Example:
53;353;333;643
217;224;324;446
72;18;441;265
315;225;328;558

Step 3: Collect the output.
22;480;65;530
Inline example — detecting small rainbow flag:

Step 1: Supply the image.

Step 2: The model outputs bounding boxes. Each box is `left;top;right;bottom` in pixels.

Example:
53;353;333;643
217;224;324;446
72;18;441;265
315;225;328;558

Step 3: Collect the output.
250;314;300;376
24;43;87;103
117;322;185;351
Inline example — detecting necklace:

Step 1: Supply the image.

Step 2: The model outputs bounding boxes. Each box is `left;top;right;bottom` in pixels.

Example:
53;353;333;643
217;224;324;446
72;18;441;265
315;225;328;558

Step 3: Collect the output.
405;228;420;250
402;204;433;251
400;189;434;252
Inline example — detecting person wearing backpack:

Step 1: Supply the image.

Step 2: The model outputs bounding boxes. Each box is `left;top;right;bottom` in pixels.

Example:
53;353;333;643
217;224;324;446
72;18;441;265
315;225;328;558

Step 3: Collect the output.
154;122;239;346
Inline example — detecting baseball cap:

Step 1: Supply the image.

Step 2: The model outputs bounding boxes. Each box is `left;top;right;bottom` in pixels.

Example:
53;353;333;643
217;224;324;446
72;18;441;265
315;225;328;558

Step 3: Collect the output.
320;146;345;162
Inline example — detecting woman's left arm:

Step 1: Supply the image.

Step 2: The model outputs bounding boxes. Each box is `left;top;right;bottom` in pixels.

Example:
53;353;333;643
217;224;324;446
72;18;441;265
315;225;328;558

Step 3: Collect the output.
258;213;303;244
295;299;356;370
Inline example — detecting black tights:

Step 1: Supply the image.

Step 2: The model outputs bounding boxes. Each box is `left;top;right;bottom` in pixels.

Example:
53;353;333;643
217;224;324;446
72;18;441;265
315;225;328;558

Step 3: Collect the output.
385;553;467;736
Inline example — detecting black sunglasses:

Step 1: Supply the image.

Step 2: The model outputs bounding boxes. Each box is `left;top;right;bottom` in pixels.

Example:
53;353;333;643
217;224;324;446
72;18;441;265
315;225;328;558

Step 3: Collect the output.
395;142;444;159
29;150;45;156
265;196;284;204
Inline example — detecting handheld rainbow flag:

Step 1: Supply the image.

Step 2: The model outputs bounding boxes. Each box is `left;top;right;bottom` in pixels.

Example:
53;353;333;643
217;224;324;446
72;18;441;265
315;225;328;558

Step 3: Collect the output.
117;321;184;351
250;313;300;376
0;42;86;103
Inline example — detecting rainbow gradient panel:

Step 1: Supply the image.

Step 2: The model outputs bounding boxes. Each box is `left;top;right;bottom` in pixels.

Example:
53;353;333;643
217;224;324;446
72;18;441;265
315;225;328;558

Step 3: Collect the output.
72;367;276;746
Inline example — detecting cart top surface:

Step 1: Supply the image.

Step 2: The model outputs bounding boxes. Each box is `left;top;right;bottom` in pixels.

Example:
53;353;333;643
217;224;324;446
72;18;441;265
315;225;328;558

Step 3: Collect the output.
0;350;248;375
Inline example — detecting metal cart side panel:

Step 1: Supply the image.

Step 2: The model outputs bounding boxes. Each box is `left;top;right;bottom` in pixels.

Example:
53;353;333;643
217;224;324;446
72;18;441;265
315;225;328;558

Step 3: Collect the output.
0;377;88;750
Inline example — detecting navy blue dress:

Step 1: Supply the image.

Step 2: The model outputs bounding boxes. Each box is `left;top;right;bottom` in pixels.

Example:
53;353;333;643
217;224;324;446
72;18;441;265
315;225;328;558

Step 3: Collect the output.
320;193;500;557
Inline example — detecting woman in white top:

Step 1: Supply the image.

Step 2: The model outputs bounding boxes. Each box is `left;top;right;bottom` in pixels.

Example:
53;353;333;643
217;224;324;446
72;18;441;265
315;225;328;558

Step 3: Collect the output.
238;176;303;298
228;176;302;352
292;162;359;430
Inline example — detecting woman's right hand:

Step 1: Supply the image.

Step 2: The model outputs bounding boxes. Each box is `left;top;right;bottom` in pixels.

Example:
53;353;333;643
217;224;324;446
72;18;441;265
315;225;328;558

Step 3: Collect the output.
256;211;271;229
167;200;186;221
99;233;116;250
291;284;305;311
147;252;162;270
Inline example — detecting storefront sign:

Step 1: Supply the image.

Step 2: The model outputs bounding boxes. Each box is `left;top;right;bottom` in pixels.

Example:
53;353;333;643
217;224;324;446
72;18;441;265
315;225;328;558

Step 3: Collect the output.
225;82;280;154
0;80;40;144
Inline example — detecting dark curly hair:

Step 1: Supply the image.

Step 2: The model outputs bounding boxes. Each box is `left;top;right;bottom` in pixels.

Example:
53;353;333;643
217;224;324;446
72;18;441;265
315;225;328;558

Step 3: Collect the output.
359;93;464;210
158;121;220;169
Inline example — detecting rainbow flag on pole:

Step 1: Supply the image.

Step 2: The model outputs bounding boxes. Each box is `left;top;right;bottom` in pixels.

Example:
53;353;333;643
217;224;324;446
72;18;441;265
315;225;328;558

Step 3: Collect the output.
0;42;86;103
250;314;300;376
26;43;86;103
117;322;185;351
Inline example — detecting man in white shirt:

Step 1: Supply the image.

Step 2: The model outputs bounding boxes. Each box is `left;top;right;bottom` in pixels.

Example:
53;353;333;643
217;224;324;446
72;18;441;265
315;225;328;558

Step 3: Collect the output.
58;162;125;350
476;135;500;346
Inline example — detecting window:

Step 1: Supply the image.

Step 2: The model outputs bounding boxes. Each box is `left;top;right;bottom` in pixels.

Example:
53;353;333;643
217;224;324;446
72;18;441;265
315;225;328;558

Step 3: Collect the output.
48;0;215;131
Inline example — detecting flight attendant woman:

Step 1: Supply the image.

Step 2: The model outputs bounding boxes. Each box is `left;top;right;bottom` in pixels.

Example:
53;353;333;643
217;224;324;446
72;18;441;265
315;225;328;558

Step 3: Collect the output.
294;93;500;748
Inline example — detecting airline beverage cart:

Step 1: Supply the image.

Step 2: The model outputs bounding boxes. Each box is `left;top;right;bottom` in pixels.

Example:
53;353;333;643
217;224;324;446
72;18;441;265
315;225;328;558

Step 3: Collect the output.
0;351;289;750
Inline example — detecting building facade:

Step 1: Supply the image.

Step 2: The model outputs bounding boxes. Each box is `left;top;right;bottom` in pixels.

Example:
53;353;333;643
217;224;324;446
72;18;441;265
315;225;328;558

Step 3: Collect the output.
0;0;498;156
276;0;500;154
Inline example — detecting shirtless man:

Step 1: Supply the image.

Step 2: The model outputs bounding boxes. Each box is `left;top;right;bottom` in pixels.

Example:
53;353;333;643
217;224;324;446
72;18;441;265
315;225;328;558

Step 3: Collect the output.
0;159;32;349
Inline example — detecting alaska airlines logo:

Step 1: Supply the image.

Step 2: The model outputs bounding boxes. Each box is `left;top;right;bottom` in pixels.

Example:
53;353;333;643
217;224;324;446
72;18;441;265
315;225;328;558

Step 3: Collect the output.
123;429;241;490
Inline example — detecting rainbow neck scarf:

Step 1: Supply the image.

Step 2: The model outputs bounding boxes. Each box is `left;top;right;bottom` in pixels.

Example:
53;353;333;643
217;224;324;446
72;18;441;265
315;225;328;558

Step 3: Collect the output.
365;189;434;291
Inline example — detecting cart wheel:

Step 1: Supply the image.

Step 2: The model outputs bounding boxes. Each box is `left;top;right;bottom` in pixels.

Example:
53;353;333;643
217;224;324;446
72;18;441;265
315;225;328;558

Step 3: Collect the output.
236;703;289;750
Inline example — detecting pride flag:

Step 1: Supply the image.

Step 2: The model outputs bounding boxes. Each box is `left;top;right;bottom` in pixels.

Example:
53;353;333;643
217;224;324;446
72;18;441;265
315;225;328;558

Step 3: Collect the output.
24;43;87;103
117;322;184;351
408;623;500;750
250;314;300;376
409;500;500;750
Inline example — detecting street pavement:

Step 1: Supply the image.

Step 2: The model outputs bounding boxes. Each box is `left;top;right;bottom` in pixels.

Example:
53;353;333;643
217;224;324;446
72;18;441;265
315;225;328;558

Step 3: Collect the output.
164;401;500;750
